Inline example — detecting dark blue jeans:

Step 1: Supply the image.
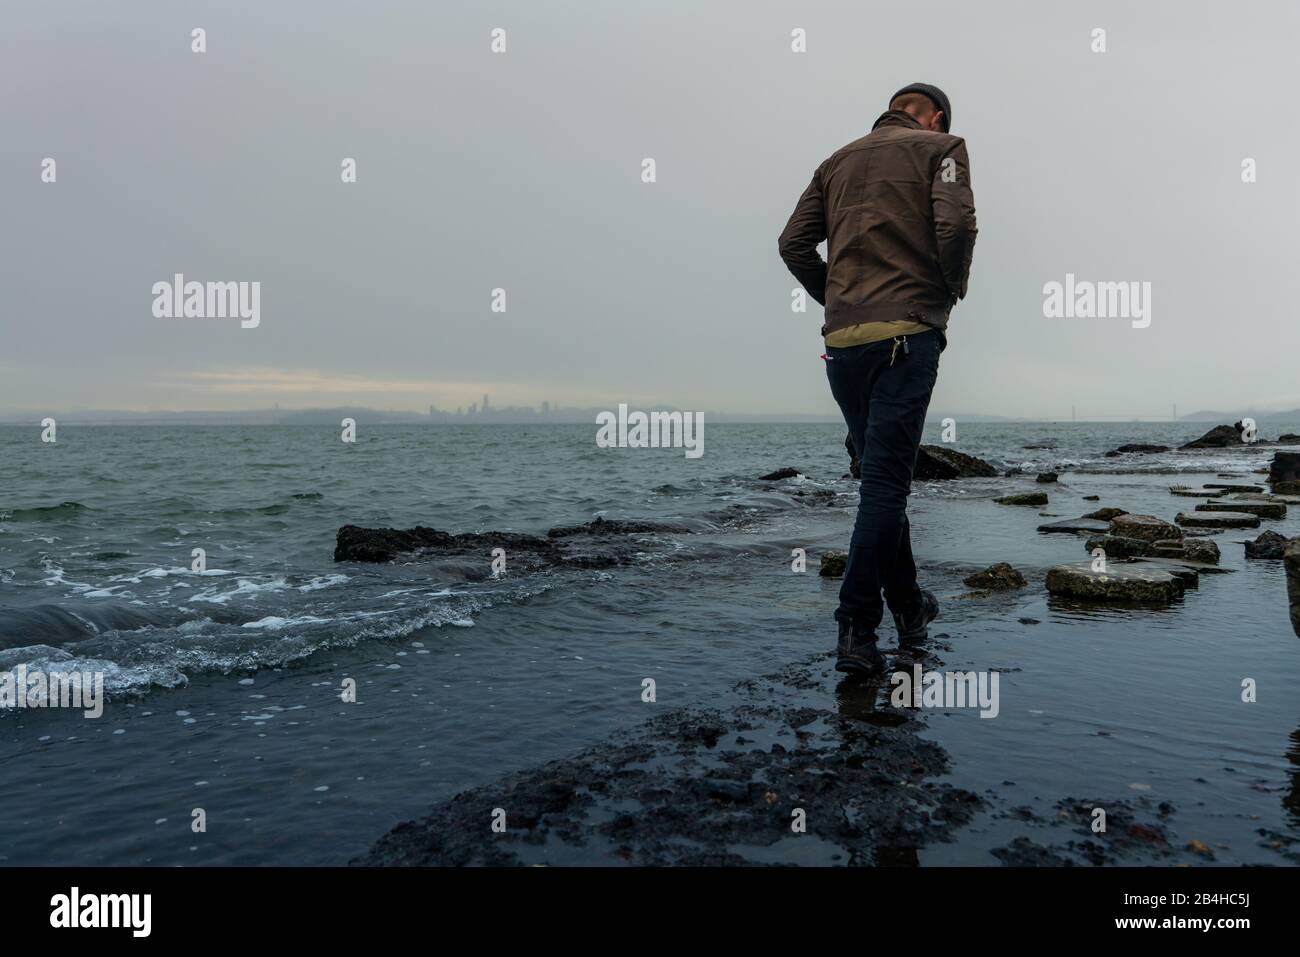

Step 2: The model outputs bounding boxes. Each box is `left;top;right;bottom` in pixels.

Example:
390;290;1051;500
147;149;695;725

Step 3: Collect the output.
825;329;942;631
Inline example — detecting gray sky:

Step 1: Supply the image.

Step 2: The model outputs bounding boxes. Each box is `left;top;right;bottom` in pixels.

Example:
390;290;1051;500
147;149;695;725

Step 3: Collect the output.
2;0;1297;419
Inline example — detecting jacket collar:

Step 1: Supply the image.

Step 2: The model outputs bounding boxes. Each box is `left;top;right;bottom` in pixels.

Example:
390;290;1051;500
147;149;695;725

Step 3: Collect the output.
871;110;923;132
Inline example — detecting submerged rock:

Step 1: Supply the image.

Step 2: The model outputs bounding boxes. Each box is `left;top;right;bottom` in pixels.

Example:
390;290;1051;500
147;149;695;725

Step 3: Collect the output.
1278;434;1300;445
759;467;802;481
963;562;1027;590
1245;530;1292;560
819;551;847;578
1038;517;1111;535
1109;513;1183;543
1082;495;1100;501
547;516;690;538
996;492;1049;506
1104;443;1170;457
1286;540;1300;637
1180;422;1248;449
1045;561;1184;603
1176;511;1260;529
1036;472;1058;483
1083;506;1128;521
1273;480;1300;496
913;445;998;480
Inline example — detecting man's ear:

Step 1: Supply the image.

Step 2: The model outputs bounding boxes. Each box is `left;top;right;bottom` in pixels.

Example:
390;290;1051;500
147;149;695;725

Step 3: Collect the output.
931;111;945;132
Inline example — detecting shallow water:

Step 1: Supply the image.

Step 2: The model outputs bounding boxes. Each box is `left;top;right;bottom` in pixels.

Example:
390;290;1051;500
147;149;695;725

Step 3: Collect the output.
1;421;1297;864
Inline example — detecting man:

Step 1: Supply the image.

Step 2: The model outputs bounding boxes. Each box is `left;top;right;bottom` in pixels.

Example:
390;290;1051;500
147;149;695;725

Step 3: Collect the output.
778;83;977;675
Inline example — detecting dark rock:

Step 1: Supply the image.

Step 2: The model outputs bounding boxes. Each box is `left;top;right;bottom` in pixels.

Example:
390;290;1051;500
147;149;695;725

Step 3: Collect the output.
1245;530;1292;560
759;467;802;481
996;492;1048;506
1083;507;1128;521
1180;422;1248;449
547;516;691;538
1274;480;1300;496
1084;535;1151;559
1004;467;1024;477
1162;538;1221;564
1082;495;1100;501
1023;440;1057;449
1037;517;1111;535
819;551;847;578
1109;513;1183;543
963;562;1027;590
1270;452;1300;485
1104;443;1170;457
1277;434;1300;445
1204;483;1263;493
1036;472;1058;483
914;445;998;480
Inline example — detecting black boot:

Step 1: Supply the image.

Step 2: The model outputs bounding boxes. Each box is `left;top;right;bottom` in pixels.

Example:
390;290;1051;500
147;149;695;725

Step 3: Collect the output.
893;589;939;644
835;621;885;675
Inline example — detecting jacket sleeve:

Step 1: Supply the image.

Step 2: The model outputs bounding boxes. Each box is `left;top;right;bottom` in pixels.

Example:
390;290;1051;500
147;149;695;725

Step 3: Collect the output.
931;140;977;303
778;166;828;307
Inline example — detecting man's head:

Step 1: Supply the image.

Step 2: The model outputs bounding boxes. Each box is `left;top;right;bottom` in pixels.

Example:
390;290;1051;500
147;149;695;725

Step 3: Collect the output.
888;83;951;133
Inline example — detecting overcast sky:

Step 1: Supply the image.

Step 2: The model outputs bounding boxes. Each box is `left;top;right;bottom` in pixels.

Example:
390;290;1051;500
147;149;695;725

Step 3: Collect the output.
2;0;1297;419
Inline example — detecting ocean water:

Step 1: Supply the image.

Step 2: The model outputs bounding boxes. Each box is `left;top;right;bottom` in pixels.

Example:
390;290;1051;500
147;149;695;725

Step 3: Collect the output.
1;421;1298;865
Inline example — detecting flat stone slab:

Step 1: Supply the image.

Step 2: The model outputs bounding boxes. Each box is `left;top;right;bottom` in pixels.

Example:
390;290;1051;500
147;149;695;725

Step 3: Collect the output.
1130;556;1234;577
1176;511;1261;529
1037;518;1111;535
1195;501;1286;519
1045;561;1184;603
1233;492;1300;505
1169;486;1226;498
995;492;1049;506
1204;483;1264;493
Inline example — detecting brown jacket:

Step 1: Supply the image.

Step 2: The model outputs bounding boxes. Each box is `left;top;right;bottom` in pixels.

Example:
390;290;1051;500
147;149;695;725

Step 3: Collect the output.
778;111;977;337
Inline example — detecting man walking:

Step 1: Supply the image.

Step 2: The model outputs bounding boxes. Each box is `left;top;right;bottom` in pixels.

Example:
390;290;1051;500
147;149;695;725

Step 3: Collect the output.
779;83;977;675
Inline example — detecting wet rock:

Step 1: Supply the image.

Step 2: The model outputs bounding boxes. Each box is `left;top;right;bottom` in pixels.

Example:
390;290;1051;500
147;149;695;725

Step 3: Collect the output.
1082;506;1128;521
1109;513;1183;543
1169;485;1226;498
995;492;1048;506
963;562;1027;590
1035;472;1058;483
1273;480;1300;496
1245;530;1292;560
819;551;847;578
1278;434;1300;445
1195;500;1286;520
1004;467;1024;477
1082;495;1100;501
1084;535;1151;559
1204;483;1263;493
913;445;998;480
1023;440;1057;449
1134;556;1231;579
1180;422;1248;449
547;516;691;538
759;467;802;481
334;525;560;564
1045;561;1184;603
1270;452;1300;485
1286;539;1300;637
1104;443;1170;457
1171;538;1221;564
354;656;983;866
1176;511;1260;529
1037;517;1111;535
